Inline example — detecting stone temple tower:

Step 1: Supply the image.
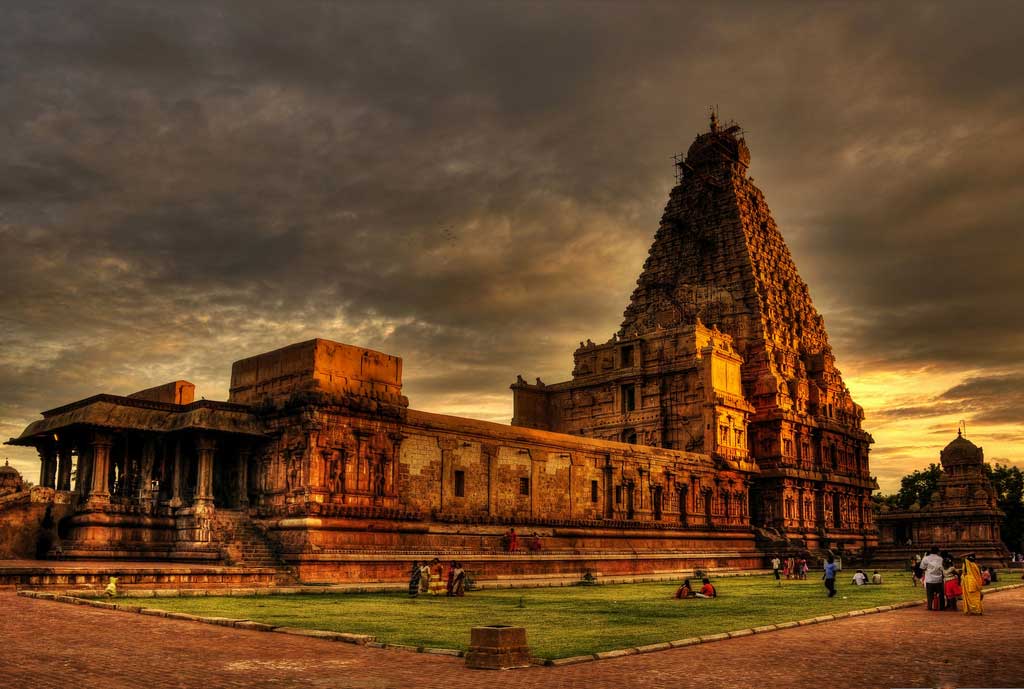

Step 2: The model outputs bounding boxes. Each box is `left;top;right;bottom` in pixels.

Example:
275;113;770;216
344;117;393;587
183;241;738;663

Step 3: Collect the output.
512;113;877;552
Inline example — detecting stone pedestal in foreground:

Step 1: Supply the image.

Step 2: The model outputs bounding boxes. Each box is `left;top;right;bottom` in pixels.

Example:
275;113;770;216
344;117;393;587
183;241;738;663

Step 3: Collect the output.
465;625;531;670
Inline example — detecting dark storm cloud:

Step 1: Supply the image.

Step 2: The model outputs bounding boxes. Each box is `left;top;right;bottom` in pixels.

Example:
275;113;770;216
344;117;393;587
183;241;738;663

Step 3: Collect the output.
2;1;1023;478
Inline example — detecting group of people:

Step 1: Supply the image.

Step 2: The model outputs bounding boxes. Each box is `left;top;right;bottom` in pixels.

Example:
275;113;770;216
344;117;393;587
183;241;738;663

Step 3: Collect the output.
673;577;717;599
502;527;542;553
408;559;467;597
914;546;986;614
770;555;809;581
851;569;883;585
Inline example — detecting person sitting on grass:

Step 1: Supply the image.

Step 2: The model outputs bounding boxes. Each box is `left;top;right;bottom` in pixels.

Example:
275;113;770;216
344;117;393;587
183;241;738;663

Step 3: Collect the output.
852;569;868;586
694;578;716;598
871;571;883;585
674;578;694;599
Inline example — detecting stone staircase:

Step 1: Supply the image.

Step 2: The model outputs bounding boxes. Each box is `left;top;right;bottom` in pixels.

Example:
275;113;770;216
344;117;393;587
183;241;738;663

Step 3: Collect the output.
213;509;288;571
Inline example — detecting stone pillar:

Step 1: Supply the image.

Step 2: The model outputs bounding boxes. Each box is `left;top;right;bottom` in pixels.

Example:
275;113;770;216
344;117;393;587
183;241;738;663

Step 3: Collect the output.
38;445;57;489
193;435;215;509
56;443;73;491
169;438;183;508
87;432;113;506
76;443;93;497
237;448;250;508
139;436;157;500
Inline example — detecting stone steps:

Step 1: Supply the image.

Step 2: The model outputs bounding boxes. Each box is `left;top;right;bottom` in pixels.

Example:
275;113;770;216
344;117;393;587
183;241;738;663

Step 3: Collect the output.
213;510;288;570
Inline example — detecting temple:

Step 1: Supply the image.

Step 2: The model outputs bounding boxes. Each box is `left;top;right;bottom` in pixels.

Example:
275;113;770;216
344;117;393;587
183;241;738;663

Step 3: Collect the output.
875;432;1010;566
6;115;879;583
513;113;876;553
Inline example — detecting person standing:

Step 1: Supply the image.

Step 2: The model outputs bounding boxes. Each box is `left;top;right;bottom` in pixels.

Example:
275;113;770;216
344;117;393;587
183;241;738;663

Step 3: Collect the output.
823;555;838;597
920;546;946;611
429;558;446;595
771;556;781;585
419;561;431;593
961;553;984;615
943;560;962;611
446;560;456;596
451;562;466;596
408;561;422;597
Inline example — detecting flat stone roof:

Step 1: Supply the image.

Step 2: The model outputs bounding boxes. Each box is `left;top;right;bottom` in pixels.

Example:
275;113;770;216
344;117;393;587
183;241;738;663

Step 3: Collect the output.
7;394;264;446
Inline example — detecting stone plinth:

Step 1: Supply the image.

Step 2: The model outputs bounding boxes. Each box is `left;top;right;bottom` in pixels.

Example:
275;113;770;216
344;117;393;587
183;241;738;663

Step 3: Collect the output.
465;625;531;670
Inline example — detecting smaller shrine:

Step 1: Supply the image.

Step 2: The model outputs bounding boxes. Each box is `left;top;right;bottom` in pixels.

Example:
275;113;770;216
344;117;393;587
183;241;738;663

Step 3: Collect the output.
0;460;25;496
876;431;1009;566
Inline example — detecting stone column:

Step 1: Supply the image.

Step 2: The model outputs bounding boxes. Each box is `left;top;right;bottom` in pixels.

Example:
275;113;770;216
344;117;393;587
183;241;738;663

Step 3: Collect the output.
38;445;57;489
76;442;93;496
193;435;215;509
169;438;183;508
56;443;73;491
87;432;113;506
237;447;250;508
139;436;156;500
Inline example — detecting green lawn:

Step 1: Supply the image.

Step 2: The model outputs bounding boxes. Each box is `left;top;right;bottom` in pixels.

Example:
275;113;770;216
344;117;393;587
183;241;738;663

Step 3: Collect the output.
149;572;927;659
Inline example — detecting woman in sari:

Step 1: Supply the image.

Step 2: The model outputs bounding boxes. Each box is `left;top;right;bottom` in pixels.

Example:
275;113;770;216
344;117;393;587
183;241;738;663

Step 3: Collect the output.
961;553;984;615
419;561;431;593
446;560;457;596
942;560;961;611
429;558;446;595
451;562;466;596
408;561;422;597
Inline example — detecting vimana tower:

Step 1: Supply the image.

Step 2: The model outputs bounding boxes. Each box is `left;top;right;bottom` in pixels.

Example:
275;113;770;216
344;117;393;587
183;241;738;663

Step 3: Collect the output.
513;113;877;552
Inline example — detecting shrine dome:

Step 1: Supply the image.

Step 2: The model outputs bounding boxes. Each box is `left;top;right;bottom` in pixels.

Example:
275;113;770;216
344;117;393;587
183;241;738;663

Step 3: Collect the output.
940;432;983;467
0;460;23;493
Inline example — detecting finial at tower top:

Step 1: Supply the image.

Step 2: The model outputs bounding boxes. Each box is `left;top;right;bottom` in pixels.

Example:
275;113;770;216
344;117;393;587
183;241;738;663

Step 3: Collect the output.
709;108;719;133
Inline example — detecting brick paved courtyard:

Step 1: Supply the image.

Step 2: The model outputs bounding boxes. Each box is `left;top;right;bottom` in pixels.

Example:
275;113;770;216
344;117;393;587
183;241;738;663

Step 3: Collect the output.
1;588;1022;689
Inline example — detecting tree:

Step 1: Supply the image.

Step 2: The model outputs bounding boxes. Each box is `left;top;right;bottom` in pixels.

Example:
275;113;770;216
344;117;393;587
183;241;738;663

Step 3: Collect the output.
890;464;943;510
987;463;1024;552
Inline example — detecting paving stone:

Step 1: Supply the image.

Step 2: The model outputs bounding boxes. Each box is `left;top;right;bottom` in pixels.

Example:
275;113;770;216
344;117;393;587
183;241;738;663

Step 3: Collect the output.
634;642;672;653
594;648;637;659
233;620;275;632
139;608;168;617
548;655;596;666
698;633;730;642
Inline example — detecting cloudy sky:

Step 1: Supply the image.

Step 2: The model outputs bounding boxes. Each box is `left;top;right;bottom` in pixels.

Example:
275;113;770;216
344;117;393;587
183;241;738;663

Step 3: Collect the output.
2;1;1021;492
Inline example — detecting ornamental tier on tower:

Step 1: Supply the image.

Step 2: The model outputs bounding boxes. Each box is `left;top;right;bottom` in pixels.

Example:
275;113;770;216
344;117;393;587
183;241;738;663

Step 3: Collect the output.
512;114;877;551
